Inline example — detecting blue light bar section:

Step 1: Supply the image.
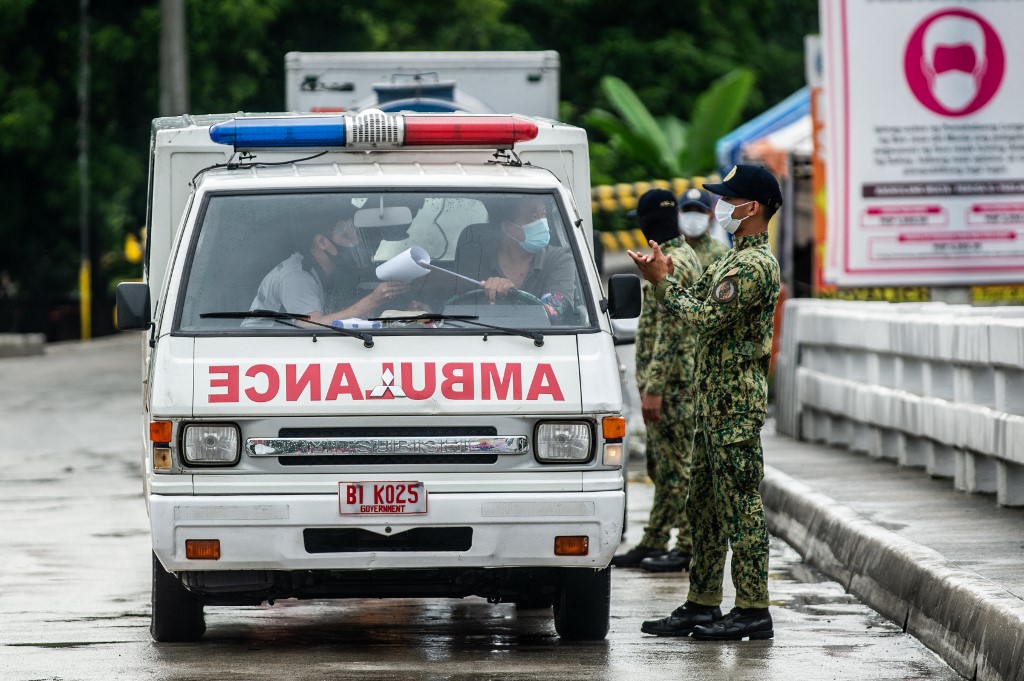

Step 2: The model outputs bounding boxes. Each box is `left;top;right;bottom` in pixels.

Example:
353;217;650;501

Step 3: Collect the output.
209;117;348;148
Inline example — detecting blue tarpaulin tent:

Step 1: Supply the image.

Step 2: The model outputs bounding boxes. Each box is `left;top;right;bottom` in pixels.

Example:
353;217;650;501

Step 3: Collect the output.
715;87;810;173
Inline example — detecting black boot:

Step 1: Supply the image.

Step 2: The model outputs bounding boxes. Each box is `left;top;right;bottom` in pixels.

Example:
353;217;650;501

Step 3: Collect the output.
640;602;723;636
640;548;691;573
691;607;773;641
610;544;665;568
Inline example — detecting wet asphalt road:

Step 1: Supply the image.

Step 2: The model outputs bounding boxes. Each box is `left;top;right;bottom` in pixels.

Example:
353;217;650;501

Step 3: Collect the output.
0;335;961;680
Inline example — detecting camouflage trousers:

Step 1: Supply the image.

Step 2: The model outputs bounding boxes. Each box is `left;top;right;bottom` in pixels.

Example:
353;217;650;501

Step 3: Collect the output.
685;428;770;609
639;398;695;553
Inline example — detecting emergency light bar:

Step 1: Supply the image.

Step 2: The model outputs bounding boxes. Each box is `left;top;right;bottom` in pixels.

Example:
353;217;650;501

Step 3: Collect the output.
208;110;539;150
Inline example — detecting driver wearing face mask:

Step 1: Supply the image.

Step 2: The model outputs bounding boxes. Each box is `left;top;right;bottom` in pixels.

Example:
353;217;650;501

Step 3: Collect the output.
244;207;409;327
464;195;577;310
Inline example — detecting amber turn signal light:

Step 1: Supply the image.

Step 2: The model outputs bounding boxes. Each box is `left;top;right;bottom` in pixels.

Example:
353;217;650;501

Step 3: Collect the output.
150;420;173;443
602;416;626;440
185;539;221;560
554;535;589;556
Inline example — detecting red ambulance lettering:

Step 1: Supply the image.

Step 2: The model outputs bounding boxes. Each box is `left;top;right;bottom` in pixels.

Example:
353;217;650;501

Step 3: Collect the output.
527;363;564;401
325;363;364;401
399;362;436;400
244;364;279;403
207;361;565;403
209;365;239;403
481;363;523;400
286;363;321;401
440;362;474;400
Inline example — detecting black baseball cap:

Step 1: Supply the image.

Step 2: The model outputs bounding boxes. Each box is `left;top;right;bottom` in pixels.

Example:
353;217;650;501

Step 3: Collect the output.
677;187;713;212
634;188;680;244
703;164;783;211
636;188;678;220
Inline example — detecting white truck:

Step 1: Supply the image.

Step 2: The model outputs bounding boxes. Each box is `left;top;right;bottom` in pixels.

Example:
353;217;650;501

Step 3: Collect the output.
117;109;641;642
285;51;560;118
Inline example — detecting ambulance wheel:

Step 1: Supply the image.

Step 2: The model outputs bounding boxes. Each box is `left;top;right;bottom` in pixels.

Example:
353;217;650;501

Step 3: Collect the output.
553;567;611;640
150;551;205;642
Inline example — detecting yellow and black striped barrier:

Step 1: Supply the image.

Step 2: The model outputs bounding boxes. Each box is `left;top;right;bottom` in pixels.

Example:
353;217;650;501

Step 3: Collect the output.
592;175;719;251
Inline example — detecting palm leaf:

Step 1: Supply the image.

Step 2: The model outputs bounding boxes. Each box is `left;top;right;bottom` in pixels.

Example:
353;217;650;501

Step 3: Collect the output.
600;76;679;175
678;68;755;175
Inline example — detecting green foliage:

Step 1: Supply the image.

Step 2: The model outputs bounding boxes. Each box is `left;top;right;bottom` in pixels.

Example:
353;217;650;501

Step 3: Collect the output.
0;0;818;335
586;69;753;181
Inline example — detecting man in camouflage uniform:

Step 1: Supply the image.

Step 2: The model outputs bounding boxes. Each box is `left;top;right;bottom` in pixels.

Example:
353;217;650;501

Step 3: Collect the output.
638;186;730;574
628;165;782;641
611;189;702;569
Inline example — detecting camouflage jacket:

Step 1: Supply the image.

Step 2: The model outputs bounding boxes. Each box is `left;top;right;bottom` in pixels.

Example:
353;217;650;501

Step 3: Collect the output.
653;232;780;445
635;236;702;400
687;233;730;272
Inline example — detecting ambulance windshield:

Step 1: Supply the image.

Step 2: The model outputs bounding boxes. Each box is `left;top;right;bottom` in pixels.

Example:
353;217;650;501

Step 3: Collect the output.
177;191;595;334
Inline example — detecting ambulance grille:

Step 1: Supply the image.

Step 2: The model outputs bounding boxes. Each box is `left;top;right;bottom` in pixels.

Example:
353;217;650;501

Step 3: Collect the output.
277;426;500;465
279;426;497;438
279;454;497;466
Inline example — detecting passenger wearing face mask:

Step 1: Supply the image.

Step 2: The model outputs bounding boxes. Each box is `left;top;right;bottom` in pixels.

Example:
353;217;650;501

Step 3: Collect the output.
244;207;408;327
455;195;576;310
628;164;781;642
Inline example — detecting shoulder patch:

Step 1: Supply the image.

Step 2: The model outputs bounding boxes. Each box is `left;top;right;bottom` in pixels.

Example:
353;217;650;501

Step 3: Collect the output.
713;276;738;304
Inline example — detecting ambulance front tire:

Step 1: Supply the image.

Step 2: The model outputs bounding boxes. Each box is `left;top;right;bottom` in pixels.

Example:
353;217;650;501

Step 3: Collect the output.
553;567;611;641
151;551;205;642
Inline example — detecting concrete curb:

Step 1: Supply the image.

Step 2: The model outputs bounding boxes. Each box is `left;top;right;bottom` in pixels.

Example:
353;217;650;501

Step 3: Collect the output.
0;333;45;358
762;465;1024;681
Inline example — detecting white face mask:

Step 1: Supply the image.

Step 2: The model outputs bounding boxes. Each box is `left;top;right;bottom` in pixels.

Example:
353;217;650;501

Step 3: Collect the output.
714;200;753;235
678;212;710;238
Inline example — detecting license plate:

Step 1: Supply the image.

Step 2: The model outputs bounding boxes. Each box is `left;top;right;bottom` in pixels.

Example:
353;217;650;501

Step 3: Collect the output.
339;481;428;515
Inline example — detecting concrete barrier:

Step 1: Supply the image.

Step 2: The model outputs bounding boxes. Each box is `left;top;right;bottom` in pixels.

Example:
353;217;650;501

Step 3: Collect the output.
763;466;1024;681
0;333;45;358
775;300;1024;506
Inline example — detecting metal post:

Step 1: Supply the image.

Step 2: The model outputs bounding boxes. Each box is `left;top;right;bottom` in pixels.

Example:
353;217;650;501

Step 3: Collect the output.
78;0;91;341
160;0;190;116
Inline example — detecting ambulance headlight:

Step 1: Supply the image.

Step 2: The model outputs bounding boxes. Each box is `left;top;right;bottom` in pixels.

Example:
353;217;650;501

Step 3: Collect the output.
183;424;240;465
534;421;592;463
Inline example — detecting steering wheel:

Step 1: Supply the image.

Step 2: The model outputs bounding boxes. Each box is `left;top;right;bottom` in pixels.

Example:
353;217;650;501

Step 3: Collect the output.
443;287;546;309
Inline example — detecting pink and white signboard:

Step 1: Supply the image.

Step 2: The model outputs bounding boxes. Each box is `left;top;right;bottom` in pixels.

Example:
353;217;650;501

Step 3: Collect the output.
821;0;1024;286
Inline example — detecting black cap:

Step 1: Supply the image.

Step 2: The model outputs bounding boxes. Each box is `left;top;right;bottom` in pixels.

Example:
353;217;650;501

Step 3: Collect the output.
635;189;680;244
677;187;713;212
703;164;783;211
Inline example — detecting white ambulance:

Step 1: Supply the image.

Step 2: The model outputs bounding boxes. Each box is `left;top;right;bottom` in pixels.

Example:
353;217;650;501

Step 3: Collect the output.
117;110;641;642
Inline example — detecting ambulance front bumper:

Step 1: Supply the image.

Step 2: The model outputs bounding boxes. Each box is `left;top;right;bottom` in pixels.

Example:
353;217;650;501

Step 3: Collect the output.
150;491;624;572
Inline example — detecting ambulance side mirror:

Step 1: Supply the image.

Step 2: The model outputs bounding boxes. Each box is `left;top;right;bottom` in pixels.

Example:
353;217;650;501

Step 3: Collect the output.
116;281;151;331
607;273;641;319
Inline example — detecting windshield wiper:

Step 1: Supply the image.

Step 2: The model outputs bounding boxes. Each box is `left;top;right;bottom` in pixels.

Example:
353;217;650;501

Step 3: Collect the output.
200;309;374;348
370;313;544;347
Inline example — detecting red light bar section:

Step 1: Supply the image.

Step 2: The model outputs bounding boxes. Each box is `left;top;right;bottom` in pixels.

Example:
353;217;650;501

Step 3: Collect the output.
403;115;539;146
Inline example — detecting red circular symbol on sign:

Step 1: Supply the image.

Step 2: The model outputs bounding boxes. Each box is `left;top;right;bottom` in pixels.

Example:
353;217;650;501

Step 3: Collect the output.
903;8;1005;117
